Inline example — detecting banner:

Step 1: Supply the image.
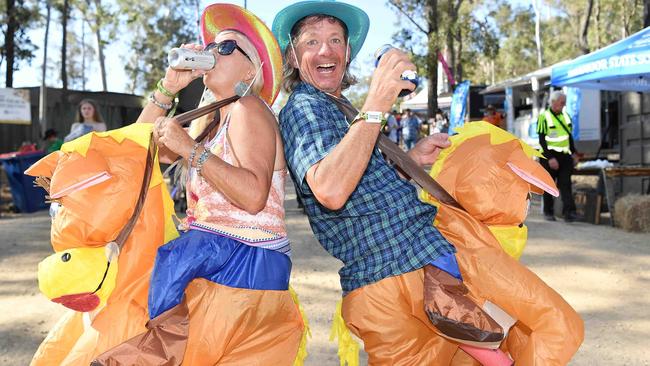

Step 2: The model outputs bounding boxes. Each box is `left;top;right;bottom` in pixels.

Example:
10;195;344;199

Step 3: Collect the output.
448;80;470;135
564;86;581;140
0;88;31;125
505;87;514;132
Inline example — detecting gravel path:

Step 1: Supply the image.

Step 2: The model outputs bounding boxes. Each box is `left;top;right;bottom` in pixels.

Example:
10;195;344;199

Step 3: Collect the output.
1;186;648;365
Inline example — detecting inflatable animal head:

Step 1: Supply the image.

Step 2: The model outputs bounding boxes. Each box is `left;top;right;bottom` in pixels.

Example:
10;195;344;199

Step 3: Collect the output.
422;122;558;259
25;123;178;312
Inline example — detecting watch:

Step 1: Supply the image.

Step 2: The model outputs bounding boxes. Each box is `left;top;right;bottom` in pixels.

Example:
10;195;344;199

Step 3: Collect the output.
351;111;387;126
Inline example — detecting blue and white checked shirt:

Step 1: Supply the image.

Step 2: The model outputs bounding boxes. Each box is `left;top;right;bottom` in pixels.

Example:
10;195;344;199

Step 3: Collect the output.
279;82;456;293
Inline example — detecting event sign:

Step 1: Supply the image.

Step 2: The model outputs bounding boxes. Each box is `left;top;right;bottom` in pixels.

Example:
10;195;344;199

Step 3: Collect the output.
0;88;31;125
448;80;470;135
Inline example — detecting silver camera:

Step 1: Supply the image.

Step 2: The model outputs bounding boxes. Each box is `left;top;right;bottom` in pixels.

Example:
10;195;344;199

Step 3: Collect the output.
167;48;216;70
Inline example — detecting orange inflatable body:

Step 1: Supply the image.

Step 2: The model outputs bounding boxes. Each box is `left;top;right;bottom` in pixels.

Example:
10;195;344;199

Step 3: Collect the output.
338;123;583;365
422;122;584;365
26;124;308;365
25;124;179;365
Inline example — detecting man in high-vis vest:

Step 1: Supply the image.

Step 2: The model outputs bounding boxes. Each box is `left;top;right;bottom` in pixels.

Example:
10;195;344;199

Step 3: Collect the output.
537;90;580;222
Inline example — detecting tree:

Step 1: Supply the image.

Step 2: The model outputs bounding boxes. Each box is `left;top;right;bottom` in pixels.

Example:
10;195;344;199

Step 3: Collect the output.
118;0;197;94
76;0;116;91
388;0;441;119
1;0;38;87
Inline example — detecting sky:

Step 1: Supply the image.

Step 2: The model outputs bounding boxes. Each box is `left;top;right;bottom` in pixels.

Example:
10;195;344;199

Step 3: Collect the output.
10;0;407;93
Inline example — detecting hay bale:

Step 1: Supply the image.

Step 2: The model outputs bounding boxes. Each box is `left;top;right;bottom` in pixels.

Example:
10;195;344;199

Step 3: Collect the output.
614;194;650;232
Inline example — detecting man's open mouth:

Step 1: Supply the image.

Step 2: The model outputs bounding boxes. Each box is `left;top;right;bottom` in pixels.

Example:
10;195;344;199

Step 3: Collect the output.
317;63;336;73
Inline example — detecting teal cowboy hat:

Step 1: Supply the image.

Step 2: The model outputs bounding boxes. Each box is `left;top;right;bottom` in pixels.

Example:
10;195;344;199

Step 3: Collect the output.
272;0;370;61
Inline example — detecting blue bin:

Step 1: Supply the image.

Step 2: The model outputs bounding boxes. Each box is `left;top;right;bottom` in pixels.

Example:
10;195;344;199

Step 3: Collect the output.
1;151;48;213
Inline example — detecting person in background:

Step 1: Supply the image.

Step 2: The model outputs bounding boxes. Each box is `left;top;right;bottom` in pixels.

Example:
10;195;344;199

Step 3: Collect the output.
483;104;504;129
537;90;579;222
42;129;63;153
64;99;107;142
402;108;421;149
385;109;400;143
435;109;449;134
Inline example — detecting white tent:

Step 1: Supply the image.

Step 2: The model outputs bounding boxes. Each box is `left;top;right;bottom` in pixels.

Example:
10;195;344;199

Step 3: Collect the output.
400;86;452;113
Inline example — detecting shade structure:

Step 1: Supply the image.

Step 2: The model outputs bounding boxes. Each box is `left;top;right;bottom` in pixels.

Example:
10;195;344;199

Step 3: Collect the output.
551;27;650;92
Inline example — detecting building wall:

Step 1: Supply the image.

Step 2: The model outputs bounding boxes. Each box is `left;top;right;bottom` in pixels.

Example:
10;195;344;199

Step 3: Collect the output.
0;87;144;153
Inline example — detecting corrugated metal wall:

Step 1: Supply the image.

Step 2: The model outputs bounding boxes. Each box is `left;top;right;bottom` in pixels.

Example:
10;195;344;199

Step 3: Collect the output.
0;87;144;153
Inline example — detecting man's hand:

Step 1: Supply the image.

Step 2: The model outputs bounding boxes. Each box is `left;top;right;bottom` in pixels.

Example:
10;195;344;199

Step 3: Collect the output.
362;48;417;113
548;157;559;170
408;133;451;166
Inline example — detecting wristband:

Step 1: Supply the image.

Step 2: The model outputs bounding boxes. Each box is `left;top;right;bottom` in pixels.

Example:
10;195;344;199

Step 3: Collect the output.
148;92;173;110
350;111;387;127
196;149;212;178
156;79;177;98
188;143;201;167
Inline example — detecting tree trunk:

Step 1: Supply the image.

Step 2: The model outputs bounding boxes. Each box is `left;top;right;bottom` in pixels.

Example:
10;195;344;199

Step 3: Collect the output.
645;0;650;27
61;0;69;90
95;28;107;91
40;1;52;134
595;0;601;49
446;0;455;88
92;0;108;91
427;0;439;120
455;26;463;81
579;0;594;54
5;0;17;87
532;0;544;68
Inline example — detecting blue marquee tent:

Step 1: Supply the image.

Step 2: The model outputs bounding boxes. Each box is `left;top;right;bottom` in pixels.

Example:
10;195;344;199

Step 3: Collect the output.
551;27;650;92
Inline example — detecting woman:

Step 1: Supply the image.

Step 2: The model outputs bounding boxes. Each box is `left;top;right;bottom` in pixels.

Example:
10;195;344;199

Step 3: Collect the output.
94;4;305;366
64;99;106;142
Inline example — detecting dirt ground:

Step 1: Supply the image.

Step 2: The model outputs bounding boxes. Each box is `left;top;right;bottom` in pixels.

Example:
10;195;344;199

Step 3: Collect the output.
1;185;649;365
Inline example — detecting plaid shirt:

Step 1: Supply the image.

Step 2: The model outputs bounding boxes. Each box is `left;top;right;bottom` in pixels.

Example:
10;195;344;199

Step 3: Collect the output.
279;82;455;293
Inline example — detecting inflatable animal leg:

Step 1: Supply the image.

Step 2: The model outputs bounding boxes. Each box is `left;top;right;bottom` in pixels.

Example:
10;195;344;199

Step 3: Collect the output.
341;270;459;365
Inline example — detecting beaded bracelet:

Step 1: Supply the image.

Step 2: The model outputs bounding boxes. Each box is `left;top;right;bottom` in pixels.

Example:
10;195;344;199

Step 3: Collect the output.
156;79;177;98
148;92;173;110
188;143;202;167
196;149;213;178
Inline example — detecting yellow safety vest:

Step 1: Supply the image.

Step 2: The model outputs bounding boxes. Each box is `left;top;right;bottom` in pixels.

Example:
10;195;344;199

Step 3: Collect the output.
541;109;572;154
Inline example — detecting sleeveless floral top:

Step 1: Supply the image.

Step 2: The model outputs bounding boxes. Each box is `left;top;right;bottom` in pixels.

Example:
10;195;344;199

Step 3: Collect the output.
184;113;289;252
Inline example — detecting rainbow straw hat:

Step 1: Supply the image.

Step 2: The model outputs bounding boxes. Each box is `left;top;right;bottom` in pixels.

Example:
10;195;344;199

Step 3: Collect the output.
201;3;282;105
272;0;369;61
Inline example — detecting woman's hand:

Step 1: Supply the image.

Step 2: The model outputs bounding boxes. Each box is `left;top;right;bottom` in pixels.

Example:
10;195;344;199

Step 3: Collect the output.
161;43;207;95
154;116;195;159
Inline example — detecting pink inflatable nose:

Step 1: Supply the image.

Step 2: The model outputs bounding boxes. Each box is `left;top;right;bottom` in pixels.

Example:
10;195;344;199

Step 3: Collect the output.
460;344;514;366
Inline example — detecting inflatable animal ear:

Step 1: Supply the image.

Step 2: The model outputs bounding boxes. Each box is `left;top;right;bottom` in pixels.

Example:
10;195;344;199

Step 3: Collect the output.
25;149;113;199
507;150;559;197
24;150;63;178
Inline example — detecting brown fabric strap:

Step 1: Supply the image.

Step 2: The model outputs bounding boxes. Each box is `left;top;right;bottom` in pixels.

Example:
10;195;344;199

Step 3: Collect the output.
325;94;463;210
114;134;156;250
174;95;240;143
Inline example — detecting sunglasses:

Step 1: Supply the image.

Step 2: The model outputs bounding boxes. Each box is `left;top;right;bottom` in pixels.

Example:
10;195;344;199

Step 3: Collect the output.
204;40;251;62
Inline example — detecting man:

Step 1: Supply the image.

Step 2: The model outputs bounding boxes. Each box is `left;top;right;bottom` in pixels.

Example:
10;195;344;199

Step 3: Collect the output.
537;90;579;222
402;108;421;149
273;2;584;364
483;104;504;129
272;1;503;363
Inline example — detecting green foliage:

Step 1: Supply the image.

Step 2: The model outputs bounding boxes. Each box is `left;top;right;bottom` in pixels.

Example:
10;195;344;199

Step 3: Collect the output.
0;0;40;73
388;0;646;90
118;0;197;94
